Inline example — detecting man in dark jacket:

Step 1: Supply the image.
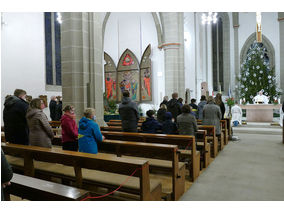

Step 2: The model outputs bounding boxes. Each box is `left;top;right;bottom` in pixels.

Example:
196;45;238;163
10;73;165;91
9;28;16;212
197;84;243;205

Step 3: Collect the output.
55;96;62;121
159;96;168;107
166;92;181;122
49;96;57;121
119;90;139;132
3;89;29;145
1;149;13;201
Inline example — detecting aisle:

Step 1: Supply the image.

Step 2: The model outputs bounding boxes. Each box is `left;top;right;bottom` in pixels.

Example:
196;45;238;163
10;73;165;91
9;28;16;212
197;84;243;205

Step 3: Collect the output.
180;132;284;201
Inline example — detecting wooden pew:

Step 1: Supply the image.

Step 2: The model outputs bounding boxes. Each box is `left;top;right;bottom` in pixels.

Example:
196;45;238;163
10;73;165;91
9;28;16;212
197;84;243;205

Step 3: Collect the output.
196;130;210;168
100;131;200;181
99;140;185;200
107;122;143;127
4;173;90;201
221;120;229;145
224;118;232;139
2;142;162;201
197;126;218;158
49;121;61;128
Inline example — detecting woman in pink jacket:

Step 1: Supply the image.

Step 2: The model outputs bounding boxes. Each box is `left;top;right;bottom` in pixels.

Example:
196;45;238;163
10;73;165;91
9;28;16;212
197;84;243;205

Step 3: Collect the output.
60;105;78;151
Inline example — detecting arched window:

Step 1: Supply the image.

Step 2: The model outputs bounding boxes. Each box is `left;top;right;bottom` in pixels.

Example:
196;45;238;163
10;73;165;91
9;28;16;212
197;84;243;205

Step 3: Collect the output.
44;12;62;88
212;16;224;92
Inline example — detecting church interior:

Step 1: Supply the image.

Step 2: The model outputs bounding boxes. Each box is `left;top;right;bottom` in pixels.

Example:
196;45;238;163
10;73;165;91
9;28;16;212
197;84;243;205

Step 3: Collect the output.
1;0;284;208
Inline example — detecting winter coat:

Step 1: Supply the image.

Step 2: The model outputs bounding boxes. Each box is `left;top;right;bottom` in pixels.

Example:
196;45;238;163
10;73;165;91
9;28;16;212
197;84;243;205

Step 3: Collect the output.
167;98;181;122
3;96;29;145
1;149;13;201
161;112;177;134
78;117;103;154
55;101;62;121
189;103;198;119
216;102;225;120
26;108;54;148
202;103;222;135
61;114;78;143
177;113;198;136
159;100;168;107
198;100;207;120
141;117;162;134
157;108;167;123
49;100;57;121
118;97;139;132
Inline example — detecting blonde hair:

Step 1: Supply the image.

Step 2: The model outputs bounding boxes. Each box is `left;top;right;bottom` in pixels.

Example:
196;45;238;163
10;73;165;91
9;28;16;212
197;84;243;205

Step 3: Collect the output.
215;93;223;106
160;104;167;110
207;96;215;104
84;108;95;118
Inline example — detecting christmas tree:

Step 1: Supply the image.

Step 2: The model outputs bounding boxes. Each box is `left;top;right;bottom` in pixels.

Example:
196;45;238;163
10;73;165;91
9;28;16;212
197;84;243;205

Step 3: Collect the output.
237;41;282;104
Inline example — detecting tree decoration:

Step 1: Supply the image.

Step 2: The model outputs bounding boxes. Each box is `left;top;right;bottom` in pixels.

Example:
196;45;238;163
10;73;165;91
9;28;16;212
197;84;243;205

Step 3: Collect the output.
237;41;281;104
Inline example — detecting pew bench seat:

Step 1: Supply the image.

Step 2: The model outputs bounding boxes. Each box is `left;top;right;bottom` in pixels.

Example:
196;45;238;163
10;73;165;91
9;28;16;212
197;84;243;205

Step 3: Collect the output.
5;155;162;199
4;173;90;201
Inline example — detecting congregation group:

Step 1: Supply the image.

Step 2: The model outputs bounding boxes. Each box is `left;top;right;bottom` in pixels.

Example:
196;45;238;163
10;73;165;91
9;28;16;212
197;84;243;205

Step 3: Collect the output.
3;89;227;155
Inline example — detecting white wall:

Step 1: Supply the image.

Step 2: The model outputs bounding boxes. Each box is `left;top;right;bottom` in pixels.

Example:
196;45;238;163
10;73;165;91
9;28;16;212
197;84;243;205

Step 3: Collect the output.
238;12;280;86
1;12;62;124
103;12;164;113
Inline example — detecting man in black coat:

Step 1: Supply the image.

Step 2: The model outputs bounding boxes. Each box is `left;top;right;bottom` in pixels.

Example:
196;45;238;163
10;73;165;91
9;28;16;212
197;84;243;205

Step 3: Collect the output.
159;96;168;107
55;96;62;121
167;92;182;122
49;96;57;121
3;89;29;145
119;90;139;132
1;149;13;201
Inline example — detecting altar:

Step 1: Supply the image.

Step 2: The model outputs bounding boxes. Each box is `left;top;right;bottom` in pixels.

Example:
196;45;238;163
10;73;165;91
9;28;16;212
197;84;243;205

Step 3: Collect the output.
239;104;282;122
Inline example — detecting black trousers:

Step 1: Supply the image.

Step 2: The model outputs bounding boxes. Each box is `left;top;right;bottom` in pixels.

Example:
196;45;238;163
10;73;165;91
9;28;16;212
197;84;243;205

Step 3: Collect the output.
62;141;78;151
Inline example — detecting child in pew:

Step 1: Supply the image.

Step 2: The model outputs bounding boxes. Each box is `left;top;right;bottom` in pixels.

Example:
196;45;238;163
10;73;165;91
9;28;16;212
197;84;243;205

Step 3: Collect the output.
78;108;105;154
61;105;78;151
141;110;162;134
161;112;177;134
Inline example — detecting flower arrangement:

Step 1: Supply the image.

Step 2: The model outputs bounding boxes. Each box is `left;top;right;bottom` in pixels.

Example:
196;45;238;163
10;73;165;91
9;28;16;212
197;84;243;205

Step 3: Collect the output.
273;99;278;105
225;97;235;107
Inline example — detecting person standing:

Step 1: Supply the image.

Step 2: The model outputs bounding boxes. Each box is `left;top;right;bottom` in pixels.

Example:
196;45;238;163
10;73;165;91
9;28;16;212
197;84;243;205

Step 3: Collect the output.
177;104;198;136
157;104;167;124
49;96;57;121
1;149;13;201
161;112;177;134
203;96;222;136
160;96;169;107
61;105;78;151
189;98;198;119
26;98;54;148
198;95;207;120
55;96;62;121
167;92;182;122
118;90;139;132
3;89;29;145
78;108;104;154
215;93;225;120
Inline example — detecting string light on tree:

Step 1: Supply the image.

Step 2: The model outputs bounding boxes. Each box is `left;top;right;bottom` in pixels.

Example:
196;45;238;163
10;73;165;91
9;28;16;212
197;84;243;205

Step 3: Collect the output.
201;12;218;25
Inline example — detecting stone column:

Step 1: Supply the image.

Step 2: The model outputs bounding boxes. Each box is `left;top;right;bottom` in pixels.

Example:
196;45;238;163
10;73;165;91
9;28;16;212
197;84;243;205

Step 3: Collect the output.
61;12;104;125
160;12;185;99
279;13;284;101
233;12;240;99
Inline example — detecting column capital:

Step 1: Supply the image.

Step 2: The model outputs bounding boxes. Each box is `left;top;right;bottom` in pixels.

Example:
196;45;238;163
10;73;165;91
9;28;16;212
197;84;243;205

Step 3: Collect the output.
233;24;240;28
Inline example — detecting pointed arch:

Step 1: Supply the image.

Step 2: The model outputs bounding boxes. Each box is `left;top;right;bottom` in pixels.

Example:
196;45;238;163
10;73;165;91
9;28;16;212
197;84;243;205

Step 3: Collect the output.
117;49;140;102
140;44;152;101
104;52;117;101
240;32;275;68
